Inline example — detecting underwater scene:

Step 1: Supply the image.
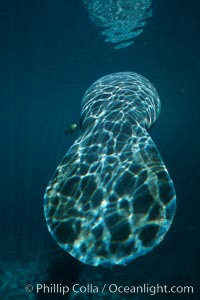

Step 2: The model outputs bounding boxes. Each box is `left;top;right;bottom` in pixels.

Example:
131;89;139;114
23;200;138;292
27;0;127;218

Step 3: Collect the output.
0;0;200;299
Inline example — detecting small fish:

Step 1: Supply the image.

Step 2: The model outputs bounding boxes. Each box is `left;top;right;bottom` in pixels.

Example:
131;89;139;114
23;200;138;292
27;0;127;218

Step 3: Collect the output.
65;123;79;135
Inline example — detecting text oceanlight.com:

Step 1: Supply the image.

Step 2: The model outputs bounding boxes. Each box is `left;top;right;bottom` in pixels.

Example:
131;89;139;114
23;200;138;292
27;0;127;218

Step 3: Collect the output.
25;283;194;296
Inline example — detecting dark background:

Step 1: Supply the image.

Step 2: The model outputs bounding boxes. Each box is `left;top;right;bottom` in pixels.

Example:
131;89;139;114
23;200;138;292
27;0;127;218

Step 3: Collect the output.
0;0;199;299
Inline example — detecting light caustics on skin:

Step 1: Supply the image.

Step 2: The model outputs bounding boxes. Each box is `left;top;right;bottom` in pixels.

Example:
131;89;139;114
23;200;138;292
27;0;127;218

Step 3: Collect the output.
44;72;176;267
82;0;152;49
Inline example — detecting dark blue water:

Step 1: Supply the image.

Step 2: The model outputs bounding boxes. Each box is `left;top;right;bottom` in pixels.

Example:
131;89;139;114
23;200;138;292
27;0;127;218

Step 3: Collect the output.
0;0;199;299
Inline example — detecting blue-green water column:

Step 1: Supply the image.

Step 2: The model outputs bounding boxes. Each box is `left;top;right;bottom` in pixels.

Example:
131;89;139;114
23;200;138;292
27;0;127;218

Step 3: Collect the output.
44;72;176;266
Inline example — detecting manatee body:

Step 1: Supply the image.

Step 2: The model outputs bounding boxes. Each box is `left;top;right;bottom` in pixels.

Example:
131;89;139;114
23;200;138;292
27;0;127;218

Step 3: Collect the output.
44;72;176;266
